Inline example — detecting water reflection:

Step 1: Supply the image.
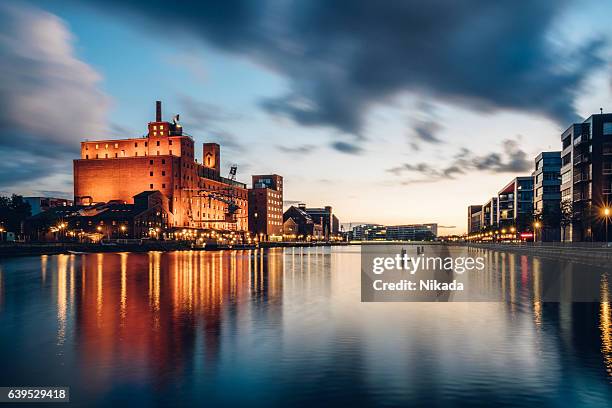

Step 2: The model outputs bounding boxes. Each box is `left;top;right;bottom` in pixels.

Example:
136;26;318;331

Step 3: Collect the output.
0;247;610;406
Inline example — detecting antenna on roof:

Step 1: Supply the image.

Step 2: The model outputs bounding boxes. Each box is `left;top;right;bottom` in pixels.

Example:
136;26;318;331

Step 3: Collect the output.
601;108;604;115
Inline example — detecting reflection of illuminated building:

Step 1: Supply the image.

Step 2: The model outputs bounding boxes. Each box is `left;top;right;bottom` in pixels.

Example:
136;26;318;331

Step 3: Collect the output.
71;250;283;387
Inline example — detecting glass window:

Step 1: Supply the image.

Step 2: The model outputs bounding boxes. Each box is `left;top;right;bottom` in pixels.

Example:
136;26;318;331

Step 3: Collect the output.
604;122;612;136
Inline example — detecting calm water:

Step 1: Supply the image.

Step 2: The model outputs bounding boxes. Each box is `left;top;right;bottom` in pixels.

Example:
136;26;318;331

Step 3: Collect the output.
0;246;610;407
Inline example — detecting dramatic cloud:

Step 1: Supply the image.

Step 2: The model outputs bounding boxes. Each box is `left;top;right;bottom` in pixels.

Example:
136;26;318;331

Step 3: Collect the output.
177;95;245;151
331;141;363;155
0;4;109;191
388;138;532;184
81;0;603;140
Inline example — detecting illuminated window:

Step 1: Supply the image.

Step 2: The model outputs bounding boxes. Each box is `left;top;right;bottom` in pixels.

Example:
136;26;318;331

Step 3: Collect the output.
121;150;125;157
114;143;118;148
95;144;99;149
105;143;108;149
153;125;157;130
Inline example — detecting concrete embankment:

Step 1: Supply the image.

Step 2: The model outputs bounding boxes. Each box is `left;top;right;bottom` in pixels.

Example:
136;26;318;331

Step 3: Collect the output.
0;241;351;257
464;243;612;267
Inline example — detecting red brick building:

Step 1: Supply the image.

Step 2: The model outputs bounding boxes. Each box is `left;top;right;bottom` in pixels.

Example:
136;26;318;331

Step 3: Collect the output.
73;101;248;231
248;174;283;240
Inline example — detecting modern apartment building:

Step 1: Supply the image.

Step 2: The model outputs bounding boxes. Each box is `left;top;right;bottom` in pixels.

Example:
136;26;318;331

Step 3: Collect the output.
560;112;612;241
467;205;483;234
533;151;561;241
497;176;534;231
481;197;498;228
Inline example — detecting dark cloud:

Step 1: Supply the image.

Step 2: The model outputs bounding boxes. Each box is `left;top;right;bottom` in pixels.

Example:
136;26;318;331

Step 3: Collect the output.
0;4;109;191
388;138;532;184
331;141;363;154
276;144;317;154
80;0;603;138
408;101;443;147
177;95;245;152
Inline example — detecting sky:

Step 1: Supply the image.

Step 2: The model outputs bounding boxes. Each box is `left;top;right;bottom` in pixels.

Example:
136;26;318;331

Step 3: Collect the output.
0;0;611;234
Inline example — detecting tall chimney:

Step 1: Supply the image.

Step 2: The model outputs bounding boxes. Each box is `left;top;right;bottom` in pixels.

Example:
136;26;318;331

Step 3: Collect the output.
156;100;162;122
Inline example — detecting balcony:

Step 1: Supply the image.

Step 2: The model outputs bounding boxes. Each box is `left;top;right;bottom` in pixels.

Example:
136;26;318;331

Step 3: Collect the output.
573;173;590;183
573;154;590;165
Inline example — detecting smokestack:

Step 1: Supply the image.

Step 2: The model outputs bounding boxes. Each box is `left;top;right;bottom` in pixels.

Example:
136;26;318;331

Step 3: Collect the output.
156;100;162;122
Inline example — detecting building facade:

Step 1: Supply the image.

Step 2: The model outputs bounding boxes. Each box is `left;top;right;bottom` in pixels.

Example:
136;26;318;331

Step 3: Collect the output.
351;224;386;241
299;204;339;240
385;224;437;241
248;174;284;240
282;206;324;240
560;113;612;242
497;176;533;232
467;205;483;234
533;151;561;241
25;191;171;241
73;101;248;232
481;197;498;228
24;197;73;216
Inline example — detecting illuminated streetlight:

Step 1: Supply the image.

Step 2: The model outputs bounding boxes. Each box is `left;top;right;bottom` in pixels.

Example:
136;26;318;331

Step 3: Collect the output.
603;207;611;243
533;221;541;242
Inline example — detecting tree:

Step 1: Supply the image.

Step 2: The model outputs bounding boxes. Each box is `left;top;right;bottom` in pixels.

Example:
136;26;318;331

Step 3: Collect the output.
560;200;574;242
0;195;32;234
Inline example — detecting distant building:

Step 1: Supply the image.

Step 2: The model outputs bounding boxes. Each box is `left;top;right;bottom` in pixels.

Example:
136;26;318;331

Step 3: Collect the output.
248;174;283;241
282;206;324;240
560;112;612;242
533;151;561;241
385;224;437;241
24;196;73;215
351;224;386;241
497;176;534;232
467;205;483;234
298;204;339;240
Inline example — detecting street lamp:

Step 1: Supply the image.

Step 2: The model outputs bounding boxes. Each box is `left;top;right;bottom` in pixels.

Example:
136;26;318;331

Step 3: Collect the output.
534;221;541;242
603;207;610;243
